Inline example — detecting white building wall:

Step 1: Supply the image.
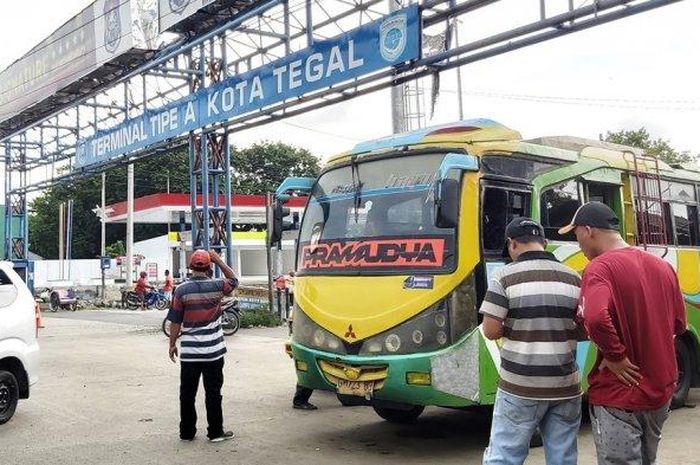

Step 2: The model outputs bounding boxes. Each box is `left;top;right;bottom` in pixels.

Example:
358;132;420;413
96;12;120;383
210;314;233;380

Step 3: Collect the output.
34;259;117;288
134;235;172;281
32;234;295;288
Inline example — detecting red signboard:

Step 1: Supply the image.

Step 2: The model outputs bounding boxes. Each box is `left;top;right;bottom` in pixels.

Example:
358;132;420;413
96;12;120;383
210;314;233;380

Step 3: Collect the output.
301;238;445;270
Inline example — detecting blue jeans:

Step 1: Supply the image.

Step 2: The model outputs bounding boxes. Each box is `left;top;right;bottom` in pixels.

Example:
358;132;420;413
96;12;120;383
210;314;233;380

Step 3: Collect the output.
483;389;582;465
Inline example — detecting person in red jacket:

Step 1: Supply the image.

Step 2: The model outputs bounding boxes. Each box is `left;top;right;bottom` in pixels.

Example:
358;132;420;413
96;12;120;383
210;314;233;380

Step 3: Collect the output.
134;271;154;310
559;202;687;465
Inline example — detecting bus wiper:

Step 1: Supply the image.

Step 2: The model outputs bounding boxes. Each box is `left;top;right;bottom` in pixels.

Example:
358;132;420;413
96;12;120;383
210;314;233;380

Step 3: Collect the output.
351;156;363;223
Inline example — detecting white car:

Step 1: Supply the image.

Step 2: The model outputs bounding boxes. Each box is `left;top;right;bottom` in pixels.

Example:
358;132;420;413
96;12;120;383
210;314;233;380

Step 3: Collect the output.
0;262;39;424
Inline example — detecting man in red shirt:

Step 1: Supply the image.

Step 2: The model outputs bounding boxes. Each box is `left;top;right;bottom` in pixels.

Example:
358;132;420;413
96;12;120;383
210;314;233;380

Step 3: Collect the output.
559;202;687;465
135;271;154;309
163;269;175;301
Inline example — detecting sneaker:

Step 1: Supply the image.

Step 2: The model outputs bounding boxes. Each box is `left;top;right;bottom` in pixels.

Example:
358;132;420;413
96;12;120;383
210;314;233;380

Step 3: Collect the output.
293;402;318;411
180;436;195;442
209;431;235;443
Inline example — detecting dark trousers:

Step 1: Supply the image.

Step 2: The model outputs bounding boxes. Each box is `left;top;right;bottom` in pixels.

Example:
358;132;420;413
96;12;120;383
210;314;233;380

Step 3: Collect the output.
180;357;225;439
293;384;313;406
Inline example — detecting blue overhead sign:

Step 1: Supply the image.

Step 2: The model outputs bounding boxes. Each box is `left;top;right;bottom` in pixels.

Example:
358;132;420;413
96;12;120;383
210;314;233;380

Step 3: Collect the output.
75;5;421;169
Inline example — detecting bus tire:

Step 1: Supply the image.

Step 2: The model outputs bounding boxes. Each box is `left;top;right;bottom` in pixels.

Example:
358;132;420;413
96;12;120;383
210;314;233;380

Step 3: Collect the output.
671;339;692;410
373;405;424;423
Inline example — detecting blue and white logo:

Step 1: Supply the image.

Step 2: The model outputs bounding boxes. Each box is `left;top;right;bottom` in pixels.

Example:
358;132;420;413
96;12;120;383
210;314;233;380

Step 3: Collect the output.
103;0;122;54
380;14;408;62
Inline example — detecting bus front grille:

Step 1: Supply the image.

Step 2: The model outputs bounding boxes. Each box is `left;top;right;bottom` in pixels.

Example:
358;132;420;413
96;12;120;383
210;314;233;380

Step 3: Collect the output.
318;360;388;390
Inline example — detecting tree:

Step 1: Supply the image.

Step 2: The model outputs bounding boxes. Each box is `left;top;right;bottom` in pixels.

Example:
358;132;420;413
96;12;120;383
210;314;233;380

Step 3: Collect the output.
29;148;190;259
231;141;320;194
105;240;126;258
604;128;696;165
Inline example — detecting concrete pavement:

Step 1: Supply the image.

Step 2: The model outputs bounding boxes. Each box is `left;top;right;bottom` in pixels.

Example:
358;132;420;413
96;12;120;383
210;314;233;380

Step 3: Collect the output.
1;309;699;464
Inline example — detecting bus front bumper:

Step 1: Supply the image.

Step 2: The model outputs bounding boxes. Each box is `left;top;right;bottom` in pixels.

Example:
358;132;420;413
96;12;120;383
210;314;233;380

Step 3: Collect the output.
290;329;499;408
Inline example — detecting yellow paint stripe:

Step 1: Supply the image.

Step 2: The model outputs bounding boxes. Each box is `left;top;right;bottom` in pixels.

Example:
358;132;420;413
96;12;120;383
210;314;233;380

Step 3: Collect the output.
677;249;700;295
563;251;588;274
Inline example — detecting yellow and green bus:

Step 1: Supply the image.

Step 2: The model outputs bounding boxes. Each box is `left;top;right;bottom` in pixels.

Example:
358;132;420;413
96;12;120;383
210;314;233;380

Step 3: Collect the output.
277;119;699;422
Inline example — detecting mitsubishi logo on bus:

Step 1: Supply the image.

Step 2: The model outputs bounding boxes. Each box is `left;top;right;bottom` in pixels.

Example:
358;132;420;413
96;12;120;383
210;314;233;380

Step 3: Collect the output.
345;324;357;340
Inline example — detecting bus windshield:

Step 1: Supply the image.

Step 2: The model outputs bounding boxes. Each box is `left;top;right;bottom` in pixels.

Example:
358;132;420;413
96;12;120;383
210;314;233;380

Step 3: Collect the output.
297;153;457;275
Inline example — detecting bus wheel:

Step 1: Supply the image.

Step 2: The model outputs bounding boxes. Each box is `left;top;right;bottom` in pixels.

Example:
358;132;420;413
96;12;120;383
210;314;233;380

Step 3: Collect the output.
671;339;692;410
373;405;424;423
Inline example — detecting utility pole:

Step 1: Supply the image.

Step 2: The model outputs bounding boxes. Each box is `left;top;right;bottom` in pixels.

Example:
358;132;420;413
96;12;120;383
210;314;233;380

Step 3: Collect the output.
389;0;406;134
126;163;134;286
101;172;106;299
454;19;464;120
59;202;65;280
101;173;106;257
265;193;274;313
66;199;73;280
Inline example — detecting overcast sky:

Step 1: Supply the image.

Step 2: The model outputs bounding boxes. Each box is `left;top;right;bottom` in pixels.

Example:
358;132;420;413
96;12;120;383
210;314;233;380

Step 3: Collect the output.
0;0;698;170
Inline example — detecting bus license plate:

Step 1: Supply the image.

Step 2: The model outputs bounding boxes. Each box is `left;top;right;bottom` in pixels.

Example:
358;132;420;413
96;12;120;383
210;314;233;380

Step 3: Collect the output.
336;379;374;397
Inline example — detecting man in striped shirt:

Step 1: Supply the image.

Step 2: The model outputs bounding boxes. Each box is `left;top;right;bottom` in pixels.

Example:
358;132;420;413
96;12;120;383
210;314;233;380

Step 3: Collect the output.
480;217;582;465
168;249;238;442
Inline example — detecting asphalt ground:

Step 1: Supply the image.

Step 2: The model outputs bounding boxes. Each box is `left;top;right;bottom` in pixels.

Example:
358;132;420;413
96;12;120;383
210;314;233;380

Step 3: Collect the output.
1;309;698;464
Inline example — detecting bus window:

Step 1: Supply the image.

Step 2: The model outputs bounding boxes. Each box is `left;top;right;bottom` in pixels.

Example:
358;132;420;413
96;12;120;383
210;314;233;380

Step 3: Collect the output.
659;181;700;247
481;155;560;180
540;180;581;240
669;203;699;246
586;183;617;208
482;186;531;255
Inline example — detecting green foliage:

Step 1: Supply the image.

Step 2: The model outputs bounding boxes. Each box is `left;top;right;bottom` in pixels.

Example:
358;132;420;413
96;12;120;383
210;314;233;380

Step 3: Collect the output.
29;149;189;259
604;128;695;166
240;308;282;328
231;141;320;194
105;240;126;258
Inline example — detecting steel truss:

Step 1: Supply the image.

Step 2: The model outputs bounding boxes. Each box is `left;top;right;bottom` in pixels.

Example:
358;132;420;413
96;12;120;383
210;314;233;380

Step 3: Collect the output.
1;0;683;261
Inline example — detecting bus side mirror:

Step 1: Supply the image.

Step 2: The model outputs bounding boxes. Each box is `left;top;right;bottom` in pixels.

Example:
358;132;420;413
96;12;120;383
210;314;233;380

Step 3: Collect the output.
434;178;460;228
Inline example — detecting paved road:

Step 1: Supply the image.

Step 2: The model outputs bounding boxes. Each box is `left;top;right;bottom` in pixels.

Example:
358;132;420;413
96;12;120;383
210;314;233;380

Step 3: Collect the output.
43;308;167;326
2;310;699;464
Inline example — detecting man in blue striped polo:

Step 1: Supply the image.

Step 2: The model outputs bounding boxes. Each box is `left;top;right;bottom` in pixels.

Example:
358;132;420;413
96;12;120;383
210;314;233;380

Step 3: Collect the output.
167;249;238;443
480;217;583;465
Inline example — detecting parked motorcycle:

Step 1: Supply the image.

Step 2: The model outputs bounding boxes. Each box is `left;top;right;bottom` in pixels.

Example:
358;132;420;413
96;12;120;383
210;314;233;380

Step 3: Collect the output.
162;299;241;338
125;289;169;311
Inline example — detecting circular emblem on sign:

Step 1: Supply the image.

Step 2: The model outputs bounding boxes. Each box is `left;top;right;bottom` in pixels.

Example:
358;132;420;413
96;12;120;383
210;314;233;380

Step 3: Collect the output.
169;0;191;13
380;14;408;62
103;0;122;54
344;367;361;381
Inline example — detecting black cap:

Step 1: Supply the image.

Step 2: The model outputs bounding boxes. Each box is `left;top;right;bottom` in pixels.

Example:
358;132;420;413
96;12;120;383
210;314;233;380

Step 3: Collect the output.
502;217;545;257
558;201;620;235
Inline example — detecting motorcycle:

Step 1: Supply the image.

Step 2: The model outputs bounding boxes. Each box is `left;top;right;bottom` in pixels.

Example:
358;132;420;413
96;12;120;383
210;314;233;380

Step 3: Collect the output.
48;288;78;312
162;299;241;338
125;289;169;311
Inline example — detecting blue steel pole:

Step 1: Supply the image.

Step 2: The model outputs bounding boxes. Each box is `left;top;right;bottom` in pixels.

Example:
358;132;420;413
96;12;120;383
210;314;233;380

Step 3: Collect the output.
199;45;210;250
224;134;233;267
189;134;198;249
21;134;28;261
305;0;313;46
201;131;210;250
220;33;234;267
3;142;10;260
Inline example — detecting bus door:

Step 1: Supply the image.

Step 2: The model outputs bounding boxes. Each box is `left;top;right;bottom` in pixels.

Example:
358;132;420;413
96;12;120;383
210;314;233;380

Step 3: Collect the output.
477;181;532;309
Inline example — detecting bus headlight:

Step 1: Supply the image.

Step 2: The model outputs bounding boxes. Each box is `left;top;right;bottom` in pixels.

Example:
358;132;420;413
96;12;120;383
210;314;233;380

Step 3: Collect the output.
358;273;478;356
385;334;402;353
412;330;424;345
292;305;346;355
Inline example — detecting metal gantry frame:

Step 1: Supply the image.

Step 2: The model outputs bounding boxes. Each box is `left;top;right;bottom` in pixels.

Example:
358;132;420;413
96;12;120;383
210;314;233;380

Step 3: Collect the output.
1;0;684;263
